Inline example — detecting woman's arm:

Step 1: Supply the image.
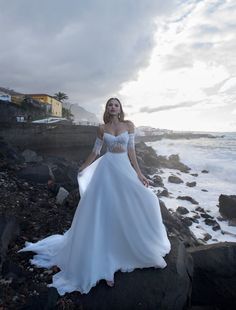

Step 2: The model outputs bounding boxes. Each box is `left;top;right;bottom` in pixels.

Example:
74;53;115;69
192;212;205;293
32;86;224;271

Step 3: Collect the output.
127;121;149;187
78;125;104;172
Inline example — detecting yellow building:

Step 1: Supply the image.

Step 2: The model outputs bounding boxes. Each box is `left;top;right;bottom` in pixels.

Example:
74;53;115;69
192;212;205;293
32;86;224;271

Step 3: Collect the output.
27;94;62;117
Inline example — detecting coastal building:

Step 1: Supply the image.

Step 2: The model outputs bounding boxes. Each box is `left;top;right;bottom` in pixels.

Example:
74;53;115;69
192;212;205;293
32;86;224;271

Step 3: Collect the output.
0;91;11;102
26;94;62;117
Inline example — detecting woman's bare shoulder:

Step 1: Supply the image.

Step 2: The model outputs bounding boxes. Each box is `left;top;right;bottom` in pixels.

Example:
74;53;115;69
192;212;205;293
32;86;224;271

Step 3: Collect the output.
124;120;135;133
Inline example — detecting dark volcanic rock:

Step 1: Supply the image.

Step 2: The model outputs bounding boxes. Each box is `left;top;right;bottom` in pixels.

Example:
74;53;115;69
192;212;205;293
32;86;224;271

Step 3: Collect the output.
157;154;191;173
204;219;221;231
219;194;236;219
186;181;197;187
135;142;191;173
16;164;51;184
160;200;200;247
151;174;164;187
195;207;205;212
21;149;43;163
203;233;212;242
72;236;193;310
0;215;20;268
157;189;169;197
176;206;189;215
168;175;184;184
182;217;193;227
187;242;236;309
177;196;199;205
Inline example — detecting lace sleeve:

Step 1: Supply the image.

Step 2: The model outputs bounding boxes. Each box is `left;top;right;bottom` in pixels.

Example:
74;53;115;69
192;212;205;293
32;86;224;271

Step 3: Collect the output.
92;137;104;155
127;133;135;150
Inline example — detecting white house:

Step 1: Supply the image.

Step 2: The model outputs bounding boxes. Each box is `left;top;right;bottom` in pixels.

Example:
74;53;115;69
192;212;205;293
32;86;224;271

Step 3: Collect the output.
0;91;11;102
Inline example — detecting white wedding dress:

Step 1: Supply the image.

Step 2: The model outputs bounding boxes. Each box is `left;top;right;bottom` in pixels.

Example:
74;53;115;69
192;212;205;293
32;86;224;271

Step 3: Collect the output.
18;130;171;296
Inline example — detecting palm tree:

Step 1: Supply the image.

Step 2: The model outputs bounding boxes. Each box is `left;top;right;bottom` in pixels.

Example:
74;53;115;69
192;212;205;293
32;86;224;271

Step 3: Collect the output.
54;92;69;102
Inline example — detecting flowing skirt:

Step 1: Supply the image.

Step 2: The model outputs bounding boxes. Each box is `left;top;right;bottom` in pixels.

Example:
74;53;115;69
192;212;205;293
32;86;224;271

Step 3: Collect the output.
18;151;171;296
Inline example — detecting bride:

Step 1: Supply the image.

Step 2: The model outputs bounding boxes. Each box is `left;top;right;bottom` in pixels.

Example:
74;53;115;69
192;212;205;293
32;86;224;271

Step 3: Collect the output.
18;97;171;296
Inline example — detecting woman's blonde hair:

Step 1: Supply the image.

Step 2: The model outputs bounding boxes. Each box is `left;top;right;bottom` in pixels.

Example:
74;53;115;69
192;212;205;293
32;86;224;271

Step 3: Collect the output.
103;98;126;124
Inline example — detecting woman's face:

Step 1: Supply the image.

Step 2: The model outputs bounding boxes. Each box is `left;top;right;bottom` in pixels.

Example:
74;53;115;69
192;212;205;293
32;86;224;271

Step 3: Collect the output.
107;99;120;116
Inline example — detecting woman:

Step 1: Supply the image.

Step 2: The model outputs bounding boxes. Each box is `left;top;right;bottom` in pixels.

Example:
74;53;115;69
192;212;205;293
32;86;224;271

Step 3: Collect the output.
18;98;171;296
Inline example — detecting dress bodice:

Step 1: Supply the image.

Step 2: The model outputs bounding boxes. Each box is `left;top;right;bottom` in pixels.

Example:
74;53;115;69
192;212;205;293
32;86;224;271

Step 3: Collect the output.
103;131;131;153
92;130;135;155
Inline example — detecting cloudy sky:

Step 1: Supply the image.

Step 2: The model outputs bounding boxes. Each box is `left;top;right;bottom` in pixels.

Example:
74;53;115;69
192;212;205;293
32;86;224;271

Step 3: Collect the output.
1;0;236;132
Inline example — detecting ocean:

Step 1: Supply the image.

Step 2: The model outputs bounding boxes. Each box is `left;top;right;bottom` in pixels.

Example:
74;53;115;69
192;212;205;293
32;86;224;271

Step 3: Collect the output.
147;132;236;244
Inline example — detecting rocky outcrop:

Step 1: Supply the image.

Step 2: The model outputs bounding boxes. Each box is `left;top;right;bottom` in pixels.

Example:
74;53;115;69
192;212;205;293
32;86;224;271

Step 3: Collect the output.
136;132;220;143
135;141;191;174
160;200;200;247
187;242;236;309
219;194;236;219
63;236;193;310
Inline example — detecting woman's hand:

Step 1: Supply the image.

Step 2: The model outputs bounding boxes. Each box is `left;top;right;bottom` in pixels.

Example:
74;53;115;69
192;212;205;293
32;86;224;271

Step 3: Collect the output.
137;173;149;187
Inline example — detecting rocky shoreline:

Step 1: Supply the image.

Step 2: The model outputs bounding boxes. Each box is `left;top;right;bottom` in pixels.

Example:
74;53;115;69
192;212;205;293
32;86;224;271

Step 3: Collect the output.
0;136;236;309
135;132;223;143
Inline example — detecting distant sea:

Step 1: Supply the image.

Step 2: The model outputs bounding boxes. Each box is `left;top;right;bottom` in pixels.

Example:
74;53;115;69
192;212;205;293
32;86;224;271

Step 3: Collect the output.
147;131;236;244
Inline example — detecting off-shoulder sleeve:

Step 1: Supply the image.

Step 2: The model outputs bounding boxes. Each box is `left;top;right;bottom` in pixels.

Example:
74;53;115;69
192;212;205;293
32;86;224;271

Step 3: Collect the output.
127;133;135;149
92;137;104;155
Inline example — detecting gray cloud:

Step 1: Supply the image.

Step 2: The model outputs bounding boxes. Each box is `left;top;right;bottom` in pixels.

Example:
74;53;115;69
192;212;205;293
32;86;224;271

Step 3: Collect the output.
162;1;236;75
0;0;176;111
139;101;198;113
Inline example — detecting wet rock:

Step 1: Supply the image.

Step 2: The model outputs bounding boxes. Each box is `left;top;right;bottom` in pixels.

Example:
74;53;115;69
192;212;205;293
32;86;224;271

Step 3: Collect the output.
160;200;200;247
182;217;193;226
151;174;164;187
21;149;43;163
203;233;212;241
190;217;199;224
216;216;227;222
177;196;199;205
187;242;236;309
204;219;221;231
135;142;191;173
190;173;198;177
201;170;209;173
219;194;236;219
200;213;214;219
195;207;204;212
228;219;236;227
168;175;184;184
186;181;196;187
176;206;189;215
157;189;169;197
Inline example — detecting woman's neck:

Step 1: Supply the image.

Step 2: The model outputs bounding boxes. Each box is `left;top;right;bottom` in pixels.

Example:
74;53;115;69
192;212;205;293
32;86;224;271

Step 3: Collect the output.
108;116;120;125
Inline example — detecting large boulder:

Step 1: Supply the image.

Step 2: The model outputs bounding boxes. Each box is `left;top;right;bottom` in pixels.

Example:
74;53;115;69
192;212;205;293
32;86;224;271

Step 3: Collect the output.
17;164;51;184
187;242;236;309
69;236;193;310
219;194;236;219
168;175;184;184
21;149;43;163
